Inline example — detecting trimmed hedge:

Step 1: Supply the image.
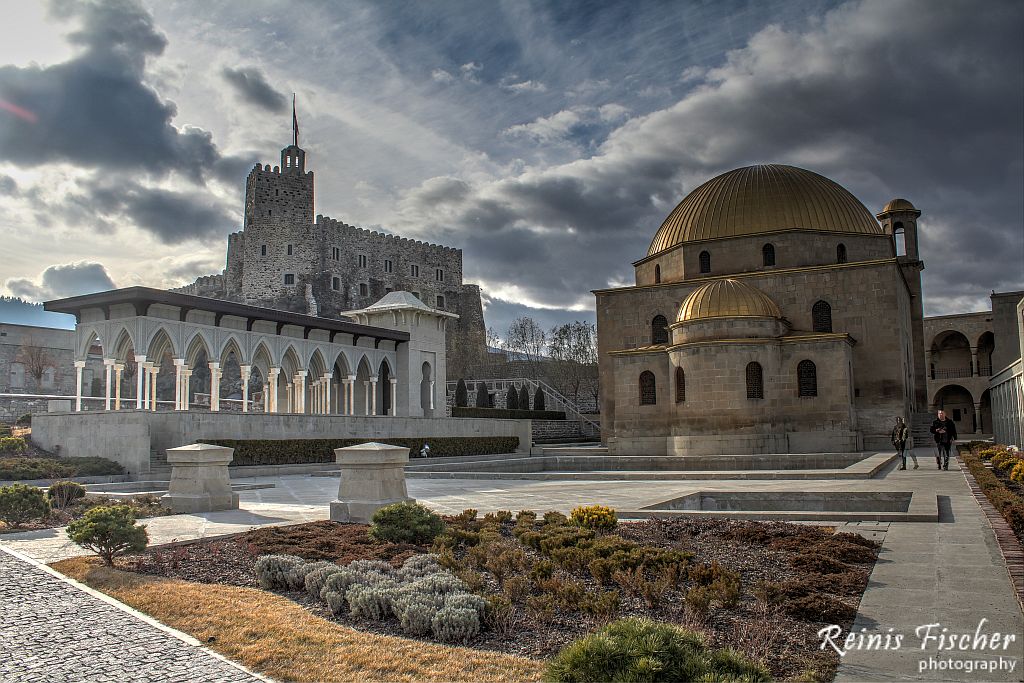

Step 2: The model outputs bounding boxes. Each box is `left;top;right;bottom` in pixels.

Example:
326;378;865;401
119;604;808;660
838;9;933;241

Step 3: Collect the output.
207;436;520;466
961;447;1024;539
451;407;566;420
0;456;125;481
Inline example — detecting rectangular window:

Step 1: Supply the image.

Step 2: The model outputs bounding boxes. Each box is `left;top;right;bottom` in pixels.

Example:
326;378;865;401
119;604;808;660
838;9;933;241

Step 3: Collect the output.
384;259;393;273
332;277;340;291
436;268;444;282
332;247;340;261
358;254;367;268
260;245;267;256
284;273;295;285
953;408;962;421
436;295;445;309
359;283;368;296
410;264;419;277
286;244;293;256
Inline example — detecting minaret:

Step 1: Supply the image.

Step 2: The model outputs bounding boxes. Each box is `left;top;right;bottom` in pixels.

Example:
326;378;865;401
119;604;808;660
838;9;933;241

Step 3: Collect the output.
238;99;316;308
877;198;927;411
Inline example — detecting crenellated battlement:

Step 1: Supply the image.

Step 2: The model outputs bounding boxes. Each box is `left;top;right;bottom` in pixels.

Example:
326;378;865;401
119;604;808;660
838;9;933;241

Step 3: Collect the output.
316;215;461;254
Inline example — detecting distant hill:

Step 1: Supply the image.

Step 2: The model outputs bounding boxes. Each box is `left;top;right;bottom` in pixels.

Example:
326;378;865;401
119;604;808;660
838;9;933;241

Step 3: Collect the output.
0;297;76;329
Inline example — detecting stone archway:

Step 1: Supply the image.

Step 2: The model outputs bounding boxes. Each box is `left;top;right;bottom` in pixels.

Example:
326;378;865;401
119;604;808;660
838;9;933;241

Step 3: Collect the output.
932;384;976;434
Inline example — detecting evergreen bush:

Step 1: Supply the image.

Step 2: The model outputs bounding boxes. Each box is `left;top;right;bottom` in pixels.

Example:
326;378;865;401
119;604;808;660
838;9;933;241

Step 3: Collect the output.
254;554;304;589
454;378;468;407
506;385;519;410
66;505;147;566
545;618;769;682
0;437;27;455
0;456;124;481
0;483;49;528
475;381;490;407
205;436;519;466
369;502;446;545
570;504;618;531
46;480;86;509
305;564;344;599
451;407;565;420
431;606;480;643
519;385;530;411
534;386;545;411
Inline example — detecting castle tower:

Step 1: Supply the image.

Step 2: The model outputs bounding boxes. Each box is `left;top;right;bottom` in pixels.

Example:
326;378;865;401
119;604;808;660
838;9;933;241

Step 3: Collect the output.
238;102;316;307
877;198;927;410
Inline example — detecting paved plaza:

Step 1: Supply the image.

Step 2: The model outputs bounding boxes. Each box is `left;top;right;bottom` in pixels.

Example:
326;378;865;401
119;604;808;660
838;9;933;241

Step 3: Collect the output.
1;452;1021;681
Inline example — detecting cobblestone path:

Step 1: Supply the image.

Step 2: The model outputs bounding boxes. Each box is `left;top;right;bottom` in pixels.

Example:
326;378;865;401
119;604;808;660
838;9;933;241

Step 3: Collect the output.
0;547;259;683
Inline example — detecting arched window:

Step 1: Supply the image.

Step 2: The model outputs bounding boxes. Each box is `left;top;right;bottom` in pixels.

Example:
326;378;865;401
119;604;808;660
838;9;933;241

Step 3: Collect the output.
762;243;775;267
892;223;906;256
651;315;669;345
675;367;685;403
837;243;847;263
639;371;657;405
699;251;711;274
654;264;661;284
812;301;832;333
798;360;817;397
746;362;763;399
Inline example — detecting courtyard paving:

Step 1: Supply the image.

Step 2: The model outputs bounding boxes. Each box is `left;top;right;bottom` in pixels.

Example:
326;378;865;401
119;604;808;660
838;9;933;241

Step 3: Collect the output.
1;450;1020;681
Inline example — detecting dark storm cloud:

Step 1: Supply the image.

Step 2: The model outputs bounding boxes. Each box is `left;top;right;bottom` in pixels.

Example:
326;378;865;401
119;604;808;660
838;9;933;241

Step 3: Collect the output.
0;175;17;195
222;66;288;113
6;261;116;301
0;0;244;184
396;0;1024;315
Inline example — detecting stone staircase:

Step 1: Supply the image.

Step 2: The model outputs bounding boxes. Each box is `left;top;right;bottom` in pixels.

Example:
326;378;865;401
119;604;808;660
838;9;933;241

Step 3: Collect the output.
910;413;933;448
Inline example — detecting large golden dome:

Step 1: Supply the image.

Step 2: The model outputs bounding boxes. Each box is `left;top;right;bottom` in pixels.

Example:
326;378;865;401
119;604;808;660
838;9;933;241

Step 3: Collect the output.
676;278;781;322
648;164;882;256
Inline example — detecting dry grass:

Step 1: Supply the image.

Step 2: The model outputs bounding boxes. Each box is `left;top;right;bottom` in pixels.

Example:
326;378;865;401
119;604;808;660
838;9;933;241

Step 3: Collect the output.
52;557;544;683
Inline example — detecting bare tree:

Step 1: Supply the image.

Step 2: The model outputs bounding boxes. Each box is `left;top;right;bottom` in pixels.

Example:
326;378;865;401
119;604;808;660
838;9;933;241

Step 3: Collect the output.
548;321;598;406
506;316;548;379
17;334;56;391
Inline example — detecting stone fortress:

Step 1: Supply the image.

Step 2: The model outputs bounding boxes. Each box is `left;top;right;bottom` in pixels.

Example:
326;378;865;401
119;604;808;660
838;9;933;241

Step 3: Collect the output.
174;113;486;378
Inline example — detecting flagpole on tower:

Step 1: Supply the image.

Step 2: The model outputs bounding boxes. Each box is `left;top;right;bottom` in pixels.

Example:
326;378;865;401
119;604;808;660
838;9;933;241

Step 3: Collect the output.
292;93;299;147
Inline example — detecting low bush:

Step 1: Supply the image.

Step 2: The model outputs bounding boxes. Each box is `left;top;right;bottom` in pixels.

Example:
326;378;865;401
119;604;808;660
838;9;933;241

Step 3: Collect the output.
1010;461;1024;483
431;606;480;643
0;437;27;455
304;564;344;599
16;414;31;426
450;407;566;420
66;505;147;566
207;436;520;465
569;504;617;531
545;618;770;682
990;451;1021;472
254;554;305;590
790;552;852;575
0;456;124;481
370;502;446;545
961;449;1024;538
784;594;856;623
46;480;86;509
0;424;11;437
0;483;49;528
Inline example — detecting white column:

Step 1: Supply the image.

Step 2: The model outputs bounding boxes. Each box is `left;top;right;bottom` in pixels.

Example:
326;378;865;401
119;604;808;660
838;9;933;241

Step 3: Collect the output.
348;375;356;415
363;380;370;415
370;376;378;416
134;355;146;410
208;362;220;412
114;363;124;411
429;380;436;411
342;379;350;415
314;379;322;414
286;383;293;413
103;358;114;411
268;368;280;413
324;374;332;416
240;365;251;413
149;364;159;412
183;369;193;410
142;362;152;410
74;360;86;412
173;359;185;410
296;371;307;414
389;377;397;416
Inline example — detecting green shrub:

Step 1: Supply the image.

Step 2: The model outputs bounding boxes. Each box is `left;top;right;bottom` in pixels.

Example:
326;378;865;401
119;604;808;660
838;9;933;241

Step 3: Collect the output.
569;504;617;531
545;618;770;682
534;386;545;411
46;480;86;509
519;386;530;411
0;483;49;528
206;437;519;466
255;554;305;589
16;414;31;426
961;450;1024;537
66;505;147;565
506;385;519;410
475;381;490;408
1010;461;1024;483
0;456;124;481
451;406;566;420
369;502;445;545
0;437;27;455
431;606;480;643
455;379;468;407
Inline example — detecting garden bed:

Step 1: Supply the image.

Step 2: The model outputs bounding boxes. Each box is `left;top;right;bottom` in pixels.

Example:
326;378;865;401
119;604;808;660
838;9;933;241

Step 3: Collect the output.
961;445;1024;544
0;493;171;534
115;513;878;681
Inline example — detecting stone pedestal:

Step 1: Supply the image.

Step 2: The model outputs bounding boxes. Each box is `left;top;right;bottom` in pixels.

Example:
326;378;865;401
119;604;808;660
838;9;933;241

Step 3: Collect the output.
330;442;413;523
160;443;239;513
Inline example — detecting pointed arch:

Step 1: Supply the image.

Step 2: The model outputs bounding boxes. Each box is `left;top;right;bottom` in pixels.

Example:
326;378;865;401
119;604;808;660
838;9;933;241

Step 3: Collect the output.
184;332;212;368
308;348;328;379
78;326;104;360
675;367;685;403
218;335;246;367
639;371;656;405
651;315;669;345
251;340;274;377
377;357;393;415
145;327;177;360
110;326;136;363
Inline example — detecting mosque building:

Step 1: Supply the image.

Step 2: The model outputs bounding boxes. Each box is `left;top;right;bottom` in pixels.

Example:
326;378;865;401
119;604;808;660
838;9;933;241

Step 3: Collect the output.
594;164;927;455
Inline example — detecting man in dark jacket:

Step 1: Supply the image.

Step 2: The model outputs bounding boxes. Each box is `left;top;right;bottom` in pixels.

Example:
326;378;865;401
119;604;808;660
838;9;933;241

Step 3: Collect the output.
891;416;917;470
930;410;958;471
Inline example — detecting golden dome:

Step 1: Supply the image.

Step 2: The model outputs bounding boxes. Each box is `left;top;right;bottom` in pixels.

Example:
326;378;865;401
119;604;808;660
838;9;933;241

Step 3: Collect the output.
676;278;781;323
648;164;882;256
878;197;920;217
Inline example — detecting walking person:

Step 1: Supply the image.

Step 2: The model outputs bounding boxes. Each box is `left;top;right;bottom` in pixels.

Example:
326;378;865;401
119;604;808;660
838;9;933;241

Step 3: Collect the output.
929;409;958;471
891;416;917;470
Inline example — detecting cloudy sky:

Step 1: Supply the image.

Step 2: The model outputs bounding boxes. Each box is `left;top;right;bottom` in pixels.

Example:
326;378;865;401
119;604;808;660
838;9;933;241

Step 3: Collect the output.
0;0;1021;334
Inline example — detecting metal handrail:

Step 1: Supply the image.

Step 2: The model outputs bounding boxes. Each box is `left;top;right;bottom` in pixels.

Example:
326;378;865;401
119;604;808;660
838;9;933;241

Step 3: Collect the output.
446;378;600;434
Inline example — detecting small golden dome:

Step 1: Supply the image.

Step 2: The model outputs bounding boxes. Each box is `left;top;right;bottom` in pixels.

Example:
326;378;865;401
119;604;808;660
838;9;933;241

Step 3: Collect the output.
676;279;781;323
877;198;920;219
648;164;882;257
